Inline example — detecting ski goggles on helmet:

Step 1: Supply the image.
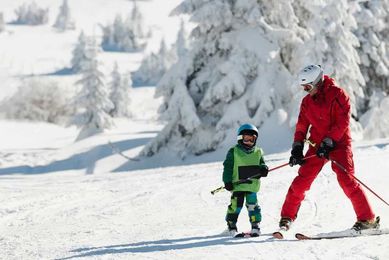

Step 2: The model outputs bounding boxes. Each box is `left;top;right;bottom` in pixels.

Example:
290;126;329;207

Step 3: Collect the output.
241;134;257;143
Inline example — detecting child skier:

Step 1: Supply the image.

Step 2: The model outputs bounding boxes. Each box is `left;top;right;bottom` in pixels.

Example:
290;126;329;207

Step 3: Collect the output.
223;123;269;237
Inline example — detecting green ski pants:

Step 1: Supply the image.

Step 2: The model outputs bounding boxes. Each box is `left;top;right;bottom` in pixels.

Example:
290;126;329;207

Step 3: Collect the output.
226;191;261;225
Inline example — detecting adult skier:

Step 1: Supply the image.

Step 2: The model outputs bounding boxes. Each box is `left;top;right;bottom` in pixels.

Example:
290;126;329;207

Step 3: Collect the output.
279;65;379;232
223;123;269;237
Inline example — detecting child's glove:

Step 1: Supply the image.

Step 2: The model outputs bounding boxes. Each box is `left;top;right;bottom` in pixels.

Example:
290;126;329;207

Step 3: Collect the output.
259;165;269;177
224;182;233;191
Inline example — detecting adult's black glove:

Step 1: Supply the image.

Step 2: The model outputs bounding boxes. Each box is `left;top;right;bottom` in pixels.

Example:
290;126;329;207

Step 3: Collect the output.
224;182;233;191
289;141;304;167
258;165;269;177
316;137;335;159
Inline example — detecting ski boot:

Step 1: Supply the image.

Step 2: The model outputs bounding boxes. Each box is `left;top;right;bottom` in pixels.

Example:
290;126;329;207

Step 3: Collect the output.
226;221;238;237
272;217;293;239
250;223;261;237
279;217;293;231
352;216;380;231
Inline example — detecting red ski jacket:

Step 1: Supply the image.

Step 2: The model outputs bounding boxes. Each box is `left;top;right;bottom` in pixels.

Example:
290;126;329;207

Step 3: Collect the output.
294;75;352;149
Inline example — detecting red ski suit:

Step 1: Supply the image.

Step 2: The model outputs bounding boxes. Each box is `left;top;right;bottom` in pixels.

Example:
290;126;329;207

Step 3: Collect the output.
281;75;375;221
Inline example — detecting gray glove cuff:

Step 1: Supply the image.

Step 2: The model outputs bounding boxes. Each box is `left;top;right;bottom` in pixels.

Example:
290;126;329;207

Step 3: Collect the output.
322;137;334;148
292;141;303;149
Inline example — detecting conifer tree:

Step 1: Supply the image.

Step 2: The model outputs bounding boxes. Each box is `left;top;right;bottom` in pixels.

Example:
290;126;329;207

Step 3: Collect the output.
71;31;87;72
74;37;113;140
142;0;385;157
53;0;75;31
131;39;176;86
0;13;5;32
109;63;132;117
14;2;49;25
174;19;188;58
143;0;294;157
292;0;365;116
354;0;389;95
101;1;149;52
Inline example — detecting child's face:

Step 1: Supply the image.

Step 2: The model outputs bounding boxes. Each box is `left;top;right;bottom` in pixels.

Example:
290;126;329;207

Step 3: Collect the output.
242;134;256;146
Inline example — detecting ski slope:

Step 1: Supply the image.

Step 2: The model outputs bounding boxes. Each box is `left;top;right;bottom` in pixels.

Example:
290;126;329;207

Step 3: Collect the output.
0;0;389;259
0;86;389;259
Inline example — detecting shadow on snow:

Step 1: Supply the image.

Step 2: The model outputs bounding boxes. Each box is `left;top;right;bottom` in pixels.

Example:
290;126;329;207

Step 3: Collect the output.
20;67;75;78
57;234;277;259
0;138;151;175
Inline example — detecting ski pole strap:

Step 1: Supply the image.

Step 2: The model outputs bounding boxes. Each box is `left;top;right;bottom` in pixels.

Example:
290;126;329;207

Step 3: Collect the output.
304;139;316;147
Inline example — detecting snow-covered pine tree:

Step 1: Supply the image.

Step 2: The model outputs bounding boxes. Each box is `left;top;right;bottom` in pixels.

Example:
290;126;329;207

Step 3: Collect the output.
109;62;132;117
360;91;389;139
353;0;389;140
129;0;148;39
131;53;159;86
101;1;149;52
53;0;75;31
102;15;127;51
74;37;113;140
291;0;365;118
0;12;5;32
14;2;49;25
131;39;176;86
248;0;307;127
101;13;144;52
142;0;294;157
71;31;87;73
354;0;389;96
172;19;189;59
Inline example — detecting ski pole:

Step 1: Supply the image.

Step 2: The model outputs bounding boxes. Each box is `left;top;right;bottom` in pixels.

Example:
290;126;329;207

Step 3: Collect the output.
331;159;389;207
210;154;316;195
305;139;389;207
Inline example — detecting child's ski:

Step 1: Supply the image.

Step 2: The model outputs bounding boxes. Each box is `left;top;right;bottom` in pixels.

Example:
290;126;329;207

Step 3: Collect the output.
234;232;260;238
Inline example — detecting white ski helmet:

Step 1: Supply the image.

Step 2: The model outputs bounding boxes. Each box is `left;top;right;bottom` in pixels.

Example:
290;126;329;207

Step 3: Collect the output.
298;65;323;86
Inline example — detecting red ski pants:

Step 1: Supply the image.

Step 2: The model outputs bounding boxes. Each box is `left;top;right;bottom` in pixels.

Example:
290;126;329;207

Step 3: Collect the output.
281;147;375;221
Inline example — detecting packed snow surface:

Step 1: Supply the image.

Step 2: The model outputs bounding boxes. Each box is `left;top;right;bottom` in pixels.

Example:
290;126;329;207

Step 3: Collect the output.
1;87;389;259
0;0;388;259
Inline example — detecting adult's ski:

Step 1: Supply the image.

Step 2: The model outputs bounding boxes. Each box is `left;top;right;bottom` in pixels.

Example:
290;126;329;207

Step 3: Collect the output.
272;227;288;239
295;228;389;240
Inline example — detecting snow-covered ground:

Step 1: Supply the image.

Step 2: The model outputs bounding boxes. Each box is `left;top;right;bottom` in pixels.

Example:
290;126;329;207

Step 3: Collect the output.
1;108;389;259
1;84;389;259
1;0;389;259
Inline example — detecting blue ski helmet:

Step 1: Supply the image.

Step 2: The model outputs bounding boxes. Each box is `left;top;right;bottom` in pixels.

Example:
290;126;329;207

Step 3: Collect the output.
237;123;258;147
237;123;258;136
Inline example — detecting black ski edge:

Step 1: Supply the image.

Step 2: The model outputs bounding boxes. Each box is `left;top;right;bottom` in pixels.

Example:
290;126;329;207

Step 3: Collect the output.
295;233;316;240
234;232;260;238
